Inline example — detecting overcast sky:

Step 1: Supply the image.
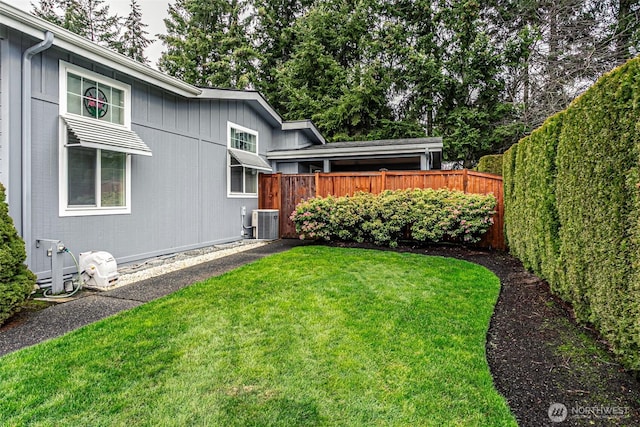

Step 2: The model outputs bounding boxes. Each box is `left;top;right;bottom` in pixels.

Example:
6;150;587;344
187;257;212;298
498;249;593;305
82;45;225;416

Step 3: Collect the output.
13;0;172;67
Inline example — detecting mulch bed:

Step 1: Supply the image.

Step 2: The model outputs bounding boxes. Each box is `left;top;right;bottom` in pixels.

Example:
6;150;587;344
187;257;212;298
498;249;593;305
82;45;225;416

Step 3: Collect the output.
328;241;640;426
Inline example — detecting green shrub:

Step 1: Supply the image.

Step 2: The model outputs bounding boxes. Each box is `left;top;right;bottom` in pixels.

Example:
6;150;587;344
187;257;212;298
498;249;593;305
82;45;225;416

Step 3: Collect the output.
503;57;640;370
290;188;497;248
0;183;36;326
475;154;504;175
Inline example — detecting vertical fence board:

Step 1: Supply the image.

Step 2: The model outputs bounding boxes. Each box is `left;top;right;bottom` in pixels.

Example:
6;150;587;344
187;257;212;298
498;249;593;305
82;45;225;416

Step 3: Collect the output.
316;173;385;197
279;174;316;238
259;170;505;249
258;172;281;211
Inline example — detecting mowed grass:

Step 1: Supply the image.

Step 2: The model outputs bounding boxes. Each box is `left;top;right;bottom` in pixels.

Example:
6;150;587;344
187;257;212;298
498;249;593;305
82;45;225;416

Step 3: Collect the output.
0;246;516;426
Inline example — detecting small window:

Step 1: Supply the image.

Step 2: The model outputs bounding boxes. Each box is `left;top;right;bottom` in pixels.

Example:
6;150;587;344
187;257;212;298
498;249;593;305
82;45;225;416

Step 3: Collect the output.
66;72;125;125
227;122;267;197
230;127;257;153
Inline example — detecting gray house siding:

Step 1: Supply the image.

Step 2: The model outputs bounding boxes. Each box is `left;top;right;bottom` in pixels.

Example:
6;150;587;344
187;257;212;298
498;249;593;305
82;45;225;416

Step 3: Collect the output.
2;29;23;235
0;33;4;192
4;28;275;277
274;162;299;174
272;129;313;151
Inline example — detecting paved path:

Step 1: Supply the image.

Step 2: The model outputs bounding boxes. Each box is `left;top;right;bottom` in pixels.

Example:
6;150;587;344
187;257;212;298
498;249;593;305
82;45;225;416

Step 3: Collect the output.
0;240;306;357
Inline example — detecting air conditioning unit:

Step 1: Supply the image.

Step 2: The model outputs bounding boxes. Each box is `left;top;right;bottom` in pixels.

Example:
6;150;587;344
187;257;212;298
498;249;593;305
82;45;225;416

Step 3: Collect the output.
252;209;279;240
79;251;119;289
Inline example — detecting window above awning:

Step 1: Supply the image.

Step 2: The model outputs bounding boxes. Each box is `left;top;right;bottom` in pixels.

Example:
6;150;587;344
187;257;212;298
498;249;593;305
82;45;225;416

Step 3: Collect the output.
62;115;152;156
228;148;272;171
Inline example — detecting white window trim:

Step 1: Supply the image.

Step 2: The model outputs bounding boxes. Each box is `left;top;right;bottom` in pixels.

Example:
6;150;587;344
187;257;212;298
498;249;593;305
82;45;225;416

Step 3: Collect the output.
227;121;259;198
58;61;133;216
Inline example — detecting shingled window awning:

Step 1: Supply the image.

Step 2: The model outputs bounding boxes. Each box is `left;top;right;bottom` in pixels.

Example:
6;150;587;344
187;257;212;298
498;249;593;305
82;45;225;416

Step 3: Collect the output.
228;148;272;171
62;115;152;156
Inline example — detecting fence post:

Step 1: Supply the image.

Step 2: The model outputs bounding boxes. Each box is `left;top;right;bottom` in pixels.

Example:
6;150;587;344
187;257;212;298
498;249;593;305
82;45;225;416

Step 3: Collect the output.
275;173;282;211
463;169;468;193
381;170;387;191
315;172;320;197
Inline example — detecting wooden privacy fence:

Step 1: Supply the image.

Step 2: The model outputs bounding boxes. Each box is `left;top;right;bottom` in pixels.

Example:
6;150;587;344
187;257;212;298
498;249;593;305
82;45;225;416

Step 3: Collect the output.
259;170;505;250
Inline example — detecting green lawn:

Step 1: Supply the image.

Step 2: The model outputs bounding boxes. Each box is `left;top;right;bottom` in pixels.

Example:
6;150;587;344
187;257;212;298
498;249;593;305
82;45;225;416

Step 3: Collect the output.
0;246;516;426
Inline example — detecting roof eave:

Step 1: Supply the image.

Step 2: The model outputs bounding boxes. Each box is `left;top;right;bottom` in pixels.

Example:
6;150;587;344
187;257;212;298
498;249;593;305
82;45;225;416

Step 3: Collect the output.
197;90;325;144
267;143;442;161
197;88;282;127
282;120;326;145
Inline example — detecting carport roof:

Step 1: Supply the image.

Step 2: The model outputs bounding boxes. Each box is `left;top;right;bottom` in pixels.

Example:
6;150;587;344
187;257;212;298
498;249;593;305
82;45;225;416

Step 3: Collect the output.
267;137;442;161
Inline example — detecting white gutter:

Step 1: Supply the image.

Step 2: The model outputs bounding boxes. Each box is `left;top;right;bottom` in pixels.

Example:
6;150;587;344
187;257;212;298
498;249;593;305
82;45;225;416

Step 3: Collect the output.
22;31;54;264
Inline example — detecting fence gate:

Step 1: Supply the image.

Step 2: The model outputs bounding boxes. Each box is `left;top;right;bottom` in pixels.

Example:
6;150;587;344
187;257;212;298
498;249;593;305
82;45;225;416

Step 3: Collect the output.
259;173;316;238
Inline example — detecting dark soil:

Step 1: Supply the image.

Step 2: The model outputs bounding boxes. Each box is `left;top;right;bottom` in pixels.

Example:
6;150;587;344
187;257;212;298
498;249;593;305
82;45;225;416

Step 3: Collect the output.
1;300;55;331
327;241;640;426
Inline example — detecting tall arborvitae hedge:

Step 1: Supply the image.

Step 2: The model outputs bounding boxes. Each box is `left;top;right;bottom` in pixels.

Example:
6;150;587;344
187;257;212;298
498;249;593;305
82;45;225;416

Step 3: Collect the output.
503;57;640;369
0;183;36;326
506;114;562;290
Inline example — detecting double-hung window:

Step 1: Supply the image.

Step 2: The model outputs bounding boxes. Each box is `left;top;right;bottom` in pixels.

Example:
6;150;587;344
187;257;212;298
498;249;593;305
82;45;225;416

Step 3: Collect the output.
227;122;272;197
59;62;151;216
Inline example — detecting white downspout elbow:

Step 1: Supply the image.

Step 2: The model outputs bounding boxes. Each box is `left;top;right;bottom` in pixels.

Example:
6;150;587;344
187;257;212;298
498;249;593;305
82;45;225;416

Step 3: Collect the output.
22;31;54;265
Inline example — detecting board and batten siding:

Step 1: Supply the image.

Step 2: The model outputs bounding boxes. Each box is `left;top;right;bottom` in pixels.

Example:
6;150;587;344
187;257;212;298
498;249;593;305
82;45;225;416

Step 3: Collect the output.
272;128;313;151
1;28;26;223
7;30;275;277
0;32;4;190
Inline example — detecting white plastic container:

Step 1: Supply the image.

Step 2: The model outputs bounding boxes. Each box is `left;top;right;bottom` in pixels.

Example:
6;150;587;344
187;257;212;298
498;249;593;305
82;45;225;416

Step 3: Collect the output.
79;251;119;289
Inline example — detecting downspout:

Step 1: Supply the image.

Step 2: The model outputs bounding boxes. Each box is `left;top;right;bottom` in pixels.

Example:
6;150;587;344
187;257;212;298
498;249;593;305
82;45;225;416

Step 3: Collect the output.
22;31;54;264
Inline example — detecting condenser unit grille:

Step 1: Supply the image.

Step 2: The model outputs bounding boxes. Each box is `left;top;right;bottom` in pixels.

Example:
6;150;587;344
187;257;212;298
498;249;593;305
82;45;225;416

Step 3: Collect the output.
252;209;279;240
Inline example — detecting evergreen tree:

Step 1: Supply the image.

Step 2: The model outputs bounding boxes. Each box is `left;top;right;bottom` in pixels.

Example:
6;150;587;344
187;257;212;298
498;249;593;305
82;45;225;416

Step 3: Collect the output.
63;0;121;47
0;184;36;326
118;0;151;64
274;7;346;125
274;0;423;141
486;0;640;131
158;0;257;88
435;0;520;165
252;0;314;111
612;0;640;63
383;0;445;136
30;0;122;52
30;0;62;25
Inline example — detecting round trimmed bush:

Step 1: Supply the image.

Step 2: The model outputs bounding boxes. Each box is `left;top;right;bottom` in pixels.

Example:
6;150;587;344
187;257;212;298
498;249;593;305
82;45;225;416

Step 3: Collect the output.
475;154;504;175
290;188;497;248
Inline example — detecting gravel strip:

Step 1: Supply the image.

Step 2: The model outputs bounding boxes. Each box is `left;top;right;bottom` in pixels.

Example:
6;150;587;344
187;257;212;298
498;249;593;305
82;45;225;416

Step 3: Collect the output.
101;240;269;290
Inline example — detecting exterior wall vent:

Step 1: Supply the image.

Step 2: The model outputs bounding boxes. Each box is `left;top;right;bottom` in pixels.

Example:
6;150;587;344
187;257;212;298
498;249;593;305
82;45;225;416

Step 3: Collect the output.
252;209;279;240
